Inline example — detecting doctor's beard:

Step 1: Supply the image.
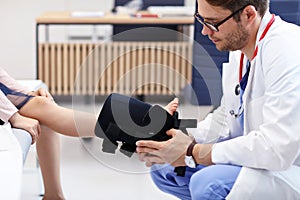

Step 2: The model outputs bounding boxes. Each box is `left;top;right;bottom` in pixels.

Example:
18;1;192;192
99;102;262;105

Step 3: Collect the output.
213;22;249;52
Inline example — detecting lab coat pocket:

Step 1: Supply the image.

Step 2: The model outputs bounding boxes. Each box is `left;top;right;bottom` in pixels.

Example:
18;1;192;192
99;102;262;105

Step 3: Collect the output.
245;96;265;131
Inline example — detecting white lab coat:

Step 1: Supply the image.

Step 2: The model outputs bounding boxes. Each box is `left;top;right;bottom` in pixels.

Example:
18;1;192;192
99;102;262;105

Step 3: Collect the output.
189;12;300;199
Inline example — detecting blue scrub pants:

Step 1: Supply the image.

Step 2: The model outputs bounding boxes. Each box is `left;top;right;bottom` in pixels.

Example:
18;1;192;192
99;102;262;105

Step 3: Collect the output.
151;164;241;200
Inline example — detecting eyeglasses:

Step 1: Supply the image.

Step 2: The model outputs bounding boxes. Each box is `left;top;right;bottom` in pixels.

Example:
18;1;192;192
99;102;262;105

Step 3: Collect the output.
194;5;248;32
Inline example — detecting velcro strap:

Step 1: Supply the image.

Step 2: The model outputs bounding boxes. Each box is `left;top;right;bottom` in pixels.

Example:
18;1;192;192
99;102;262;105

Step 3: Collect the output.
105;122;121;141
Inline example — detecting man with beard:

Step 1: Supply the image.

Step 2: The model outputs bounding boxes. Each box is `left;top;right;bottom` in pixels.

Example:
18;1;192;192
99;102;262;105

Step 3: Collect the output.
136;0;300;199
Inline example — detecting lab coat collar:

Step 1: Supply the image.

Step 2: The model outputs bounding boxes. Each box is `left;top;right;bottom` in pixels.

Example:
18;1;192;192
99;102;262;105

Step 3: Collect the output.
255;11;273;49
241;11;273;103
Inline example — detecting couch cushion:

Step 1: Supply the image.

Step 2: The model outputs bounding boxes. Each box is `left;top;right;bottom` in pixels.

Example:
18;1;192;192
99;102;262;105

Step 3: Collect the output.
12;128;32;164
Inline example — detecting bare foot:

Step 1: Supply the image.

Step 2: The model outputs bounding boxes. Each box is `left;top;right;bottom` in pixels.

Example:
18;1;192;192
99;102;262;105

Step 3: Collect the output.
164;98;179;115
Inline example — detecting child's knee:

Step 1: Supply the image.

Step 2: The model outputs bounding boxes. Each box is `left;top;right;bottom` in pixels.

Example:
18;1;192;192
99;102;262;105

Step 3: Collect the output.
28;96;54;109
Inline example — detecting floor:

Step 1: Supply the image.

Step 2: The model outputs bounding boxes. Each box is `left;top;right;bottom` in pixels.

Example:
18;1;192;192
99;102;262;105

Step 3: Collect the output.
21;97;213;200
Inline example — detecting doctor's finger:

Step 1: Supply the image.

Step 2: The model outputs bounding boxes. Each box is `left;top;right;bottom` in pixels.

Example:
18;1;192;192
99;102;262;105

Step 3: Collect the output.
138;152;159;161
145;160;165;167
166;128;178;136
138;152;147;161
136;146;157;154
143;155;165;165
136;140;166;150
145;161;154;167
138;152;154;161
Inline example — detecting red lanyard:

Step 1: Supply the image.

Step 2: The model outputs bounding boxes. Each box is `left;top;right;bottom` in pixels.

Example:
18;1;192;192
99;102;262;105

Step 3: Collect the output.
239;14;275;81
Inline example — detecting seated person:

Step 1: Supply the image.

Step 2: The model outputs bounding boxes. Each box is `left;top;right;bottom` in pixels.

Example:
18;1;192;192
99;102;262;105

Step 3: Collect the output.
0;66;181;199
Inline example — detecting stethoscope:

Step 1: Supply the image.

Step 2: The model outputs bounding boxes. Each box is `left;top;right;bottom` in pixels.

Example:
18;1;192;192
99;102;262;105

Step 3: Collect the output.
231;14;275;118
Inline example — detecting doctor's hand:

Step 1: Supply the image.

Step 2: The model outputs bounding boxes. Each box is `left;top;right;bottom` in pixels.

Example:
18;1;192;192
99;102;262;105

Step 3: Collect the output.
9;112;41;144
136;129;193;167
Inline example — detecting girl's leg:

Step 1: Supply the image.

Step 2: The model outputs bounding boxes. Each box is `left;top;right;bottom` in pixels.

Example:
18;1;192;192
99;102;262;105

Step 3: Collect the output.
19;96;178;137
19;96;97;137
36;125;65;200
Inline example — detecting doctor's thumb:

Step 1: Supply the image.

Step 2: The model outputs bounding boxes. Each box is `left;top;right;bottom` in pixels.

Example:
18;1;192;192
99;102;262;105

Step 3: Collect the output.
166;129;178;137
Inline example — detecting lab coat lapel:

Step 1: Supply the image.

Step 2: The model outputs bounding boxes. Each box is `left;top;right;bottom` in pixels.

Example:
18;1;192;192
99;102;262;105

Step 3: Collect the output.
242;59;255;134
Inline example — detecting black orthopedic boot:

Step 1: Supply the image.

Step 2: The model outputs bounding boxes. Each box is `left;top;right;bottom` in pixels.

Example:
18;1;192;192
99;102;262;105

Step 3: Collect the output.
94;93;197;176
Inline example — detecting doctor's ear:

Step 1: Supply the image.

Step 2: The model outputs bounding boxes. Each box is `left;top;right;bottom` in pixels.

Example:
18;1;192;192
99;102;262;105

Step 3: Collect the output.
241;5;258;22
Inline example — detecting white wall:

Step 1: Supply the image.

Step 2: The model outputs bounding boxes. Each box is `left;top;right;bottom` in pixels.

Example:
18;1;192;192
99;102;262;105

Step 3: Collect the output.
0;0;194;79
0;0;114;79
186;0;196;7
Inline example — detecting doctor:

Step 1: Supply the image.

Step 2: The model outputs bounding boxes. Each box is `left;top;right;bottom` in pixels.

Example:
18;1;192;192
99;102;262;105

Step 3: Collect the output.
136;0;300;199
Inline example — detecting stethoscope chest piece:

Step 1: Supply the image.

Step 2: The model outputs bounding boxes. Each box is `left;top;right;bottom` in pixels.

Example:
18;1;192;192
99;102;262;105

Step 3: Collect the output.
235;84;240;96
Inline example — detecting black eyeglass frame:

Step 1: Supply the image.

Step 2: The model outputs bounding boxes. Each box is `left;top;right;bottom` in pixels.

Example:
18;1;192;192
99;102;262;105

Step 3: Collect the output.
194;5;249;32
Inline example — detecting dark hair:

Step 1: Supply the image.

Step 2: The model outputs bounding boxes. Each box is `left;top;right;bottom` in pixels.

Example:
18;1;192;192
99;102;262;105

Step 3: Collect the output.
205;0;269;21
